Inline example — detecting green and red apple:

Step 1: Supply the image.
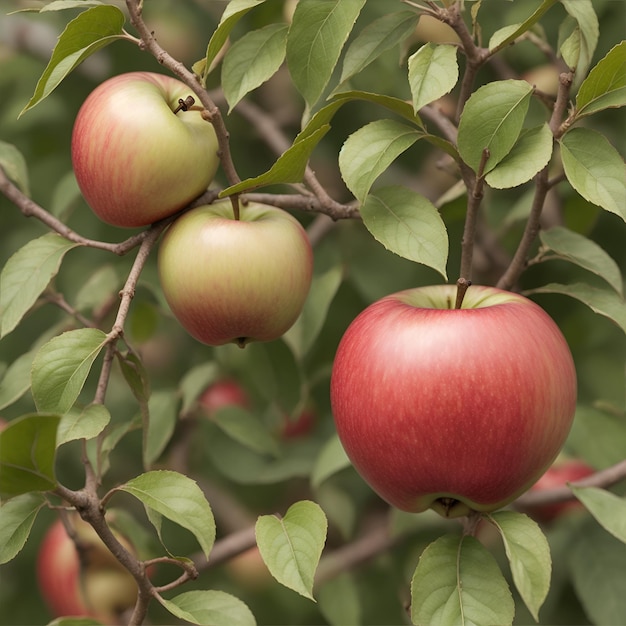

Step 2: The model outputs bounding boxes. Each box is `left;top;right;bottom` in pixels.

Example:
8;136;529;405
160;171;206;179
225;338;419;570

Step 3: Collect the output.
330;284;577;519
72;71;219;227
37;514;140;622
158;200;313;347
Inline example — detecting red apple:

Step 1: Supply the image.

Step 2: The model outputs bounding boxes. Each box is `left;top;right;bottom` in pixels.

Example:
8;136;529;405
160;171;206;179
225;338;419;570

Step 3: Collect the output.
199;379;250;416
526;458;595;523
330;284;577;519
157;200;313;347
281;408;316;440
72;71;219;227
37;515;140;622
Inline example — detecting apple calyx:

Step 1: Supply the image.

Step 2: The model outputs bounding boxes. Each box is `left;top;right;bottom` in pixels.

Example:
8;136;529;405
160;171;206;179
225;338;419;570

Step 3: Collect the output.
173;95;196;114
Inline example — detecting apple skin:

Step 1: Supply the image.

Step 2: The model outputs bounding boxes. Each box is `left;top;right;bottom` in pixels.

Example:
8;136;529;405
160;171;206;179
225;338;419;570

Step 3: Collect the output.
37;515;139;622
158;200;313;347
527;459;595;523
72;71;219;227
330;284;577;519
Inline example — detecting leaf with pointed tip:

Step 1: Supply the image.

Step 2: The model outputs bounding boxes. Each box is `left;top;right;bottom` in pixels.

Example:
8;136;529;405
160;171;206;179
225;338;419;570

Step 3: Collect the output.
411;534;515;626
0;414;60;499
488;511;551;622
157;590;256;626
0;349;35;411
525;282;626;335
222;23;288;112
457;79;533;174
539;226;623;296
0;141;29;195
560;0;599;85
0;493;46;564
57;404;111;446
31;328;108;414
408;43;458;113
360;186;448;279
20;5;126;116
220;125;329;196
571;486;626;544
287;0;366;109
337;11;419;87
119;470;216;559
560;127;626;221
143;391;180;470
256;500;327;600
339;120;423;203
485;123;553;189
195;0;265;82
576;41;626;118
0;233;79;339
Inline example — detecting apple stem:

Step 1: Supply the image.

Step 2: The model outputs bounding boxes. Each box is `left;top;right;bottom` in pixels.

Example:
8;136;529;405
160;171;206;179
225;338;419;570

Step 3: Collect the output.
454;277;472;309
461;510;483;536
230;195;241;220
173;96;195;114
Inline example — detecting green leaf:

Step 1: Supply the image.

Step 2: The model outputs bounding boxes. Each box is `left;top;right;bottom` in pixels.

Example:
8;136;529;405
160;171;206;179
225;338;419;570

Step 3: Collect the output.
57;403;111;446
360;186;448;279
484;123;553;189
318;572;361;626
119;470;215;560
74;265;119;313
158;590;256;626
0;414;60;499
339;119;423;203
457;79;534;174
283;254;343;359
571;486;626;544
310;434;351;489
222;23;288;112
212;405;280;457
48;618;104;626
576;41;626;118
410;534;515;626
0;141;30;195
117;351;151;406
196;0;265;82
567;405;626;470
408;43;459;113
0;349;35;411
0;233;79;339
144;391;180;469
220;125;329;196
569;517;626;625
178;362;219;415
560;127;626;221
337;10;420;87
525;282;626;335
488;511;551;621
560;0;599;85
287;0;366;109
20;5;127;116
487;0;559;52
539;226;623;296
256;500;327;601
31;328;108;414
0;493;46;564
27;1;105;10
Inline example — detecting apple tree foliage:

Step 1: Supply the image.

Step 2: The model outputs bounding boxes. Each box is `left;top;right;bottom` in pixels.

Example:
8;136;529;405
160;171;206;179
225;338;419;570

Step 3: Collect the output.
0;1;625;625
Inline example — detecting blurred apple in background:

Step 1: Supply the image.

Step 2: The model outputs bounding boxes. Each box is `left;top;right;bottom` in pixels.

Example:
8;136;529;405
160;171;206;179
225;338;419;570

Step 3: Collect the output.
225;546;272;591
199;378;250;416
525;458;595;524
37;514;141;623
280;408;316;440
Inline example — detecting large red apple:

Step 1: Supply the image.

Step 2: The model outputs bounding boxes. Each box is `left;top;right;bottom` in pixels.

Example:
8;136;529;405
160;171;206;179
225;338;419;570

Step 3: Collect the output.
526;458;595;523
330;284;577;519
37;515;140;622
72;71;219;227
157;200;313;347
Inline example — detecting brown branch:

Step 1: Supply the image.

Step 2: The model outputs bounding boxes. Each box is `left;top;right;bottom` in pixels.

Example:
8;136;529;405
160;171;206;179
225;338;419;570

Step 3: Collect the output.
515;459;626;510
124;0;241;189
